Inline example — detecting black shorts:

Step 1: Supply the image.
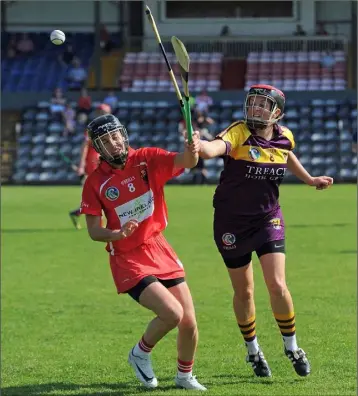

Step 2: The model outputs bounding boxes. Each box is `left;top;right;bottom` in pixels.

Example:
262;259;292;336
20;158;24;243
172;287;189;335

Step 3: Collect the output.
222;239;285;269
126;275;185;302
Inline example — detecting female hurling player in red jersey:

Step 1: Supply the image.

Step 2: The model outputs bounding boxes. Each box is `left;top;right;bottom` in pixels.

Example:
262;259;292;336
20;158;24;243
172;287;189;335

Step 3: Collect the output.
80;114;207;391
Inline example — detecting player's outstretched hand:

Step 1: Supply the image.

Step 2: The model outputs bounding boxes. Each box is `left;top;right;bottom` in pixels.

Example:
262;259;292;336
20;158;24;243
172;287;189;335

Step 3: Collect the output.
184;130;200;155
309;176;334;190
117;220;139;240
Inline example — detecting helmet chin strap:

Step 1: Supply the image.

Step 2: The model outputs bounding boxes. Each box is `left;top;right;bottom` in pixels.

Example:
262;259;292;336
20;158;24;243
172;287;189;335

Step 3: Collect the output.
108;150;129;167
249;122;267;130
246;108;284;131
247;115;280;131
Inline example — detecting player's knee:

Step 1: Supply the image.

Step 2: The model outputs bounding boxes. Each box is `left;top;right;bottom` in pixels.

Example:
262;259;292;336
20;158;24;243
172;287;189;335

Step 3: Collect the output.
179;313;197;333
266;280;288;297
234;287;254;302
162;306;184;328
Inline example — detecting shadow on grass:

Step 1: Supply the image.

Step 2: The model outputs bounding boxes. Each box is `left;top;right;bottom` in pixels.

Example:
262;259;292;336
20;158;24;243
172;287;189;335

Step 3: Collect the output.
1;376;310;395
210;373;305;385
1;381;143;396
210;373;274;385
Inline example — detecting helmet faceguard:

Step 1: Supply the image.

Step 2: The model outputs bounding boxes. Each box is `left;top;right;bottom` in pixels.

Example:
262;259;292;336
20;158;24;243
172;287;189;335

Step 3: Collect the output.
244;84;285;130
87;115;129;166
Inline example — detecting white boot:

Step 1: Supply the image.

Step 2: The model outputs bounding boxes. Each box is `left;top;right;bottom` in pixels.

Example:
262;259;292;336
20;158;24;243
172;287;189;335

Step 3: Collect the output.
175;374;207;391
128;347;158;388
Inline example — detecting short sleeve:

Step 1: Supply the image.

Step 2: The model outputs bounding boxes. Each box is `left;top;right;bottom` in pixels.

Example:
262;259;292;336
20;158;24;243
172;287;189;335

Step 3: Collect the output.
281;127;295;151
80;177;102;216
215;121;242;155
145;147;184;186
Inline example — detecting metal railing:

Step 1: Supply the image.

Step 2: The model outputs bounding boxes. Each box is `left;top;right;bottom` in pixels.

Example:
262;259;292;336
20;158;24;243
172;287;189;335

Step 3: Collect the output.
132;35;349;57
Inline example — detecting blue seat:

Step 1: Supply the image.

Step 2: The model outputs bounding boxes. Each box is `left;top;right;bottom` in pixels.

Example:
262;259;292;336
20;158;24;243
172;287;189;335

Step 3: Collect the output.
325;132;337;141
325;120;338;130
295;132;311;142
311;99;325;106
287;121;299;130
142;102;156;108
32;134;47;144
26;172;41;182
220;100;234;108
312;108;324;118
311;157;325;166
28;158;43;169
324;106;337;118
130;101;143;109
31;145;46;157
311;133;325;142
157;101;172;108
128;121;140;132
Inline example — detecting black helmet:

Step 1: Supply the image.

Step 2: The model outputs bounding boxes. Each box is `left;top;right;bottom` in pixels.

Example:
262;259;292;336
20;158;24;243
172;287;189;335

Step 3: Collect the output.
87;114;129;166
244;84;285;129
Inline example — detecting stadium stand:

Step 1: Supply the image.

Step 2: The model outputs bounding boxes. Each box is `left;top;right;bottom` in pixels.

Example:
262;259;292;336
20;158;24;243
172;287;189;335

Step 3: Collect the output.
12;97;357;185
1;32;94;92
245;50;347;91
119;52;223;92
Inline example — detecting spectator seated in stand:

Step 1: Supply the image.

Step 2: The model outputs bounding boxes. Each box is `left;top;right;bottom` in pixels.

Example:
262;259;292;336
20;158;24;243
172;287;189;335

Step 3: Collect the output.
67;57;88;90
77;88;92;114
103;91;118;110
16;33;34;56
6;34;17;59
195;89;214;115
63;104;76;136
58;44;75;68
195;110;216;140
100;24;114;53
50;88;67;119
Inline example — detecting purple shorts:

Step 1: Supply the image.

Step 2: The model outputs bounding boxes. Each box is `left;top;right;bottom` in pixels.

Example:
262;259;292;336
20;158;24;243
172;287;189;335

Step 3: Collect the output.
214;206;285;258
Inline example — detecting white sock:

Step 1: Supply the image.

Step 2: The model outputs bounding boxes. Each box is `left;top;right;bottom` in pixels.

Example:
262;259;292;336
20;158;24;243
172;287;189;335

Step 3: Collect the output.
132;337;152;358
246;337;260;355
133;343;148;357
283;335;298;352
177;359;193;379
177;370;192;379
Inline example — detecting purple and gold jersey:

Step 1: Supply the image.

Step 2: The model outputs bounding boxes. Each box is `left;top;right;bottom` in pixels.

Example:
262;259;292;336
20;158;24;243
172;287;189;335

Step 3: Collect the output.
214;121;295;221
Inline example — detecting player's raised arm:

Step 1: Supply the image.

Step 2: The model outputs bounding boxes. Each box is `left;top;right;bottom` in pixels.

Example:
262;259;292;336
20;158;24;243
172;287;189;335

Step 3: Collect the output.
86;215;138;242
198;138;227;159
173;130;200;169
287;151;333;189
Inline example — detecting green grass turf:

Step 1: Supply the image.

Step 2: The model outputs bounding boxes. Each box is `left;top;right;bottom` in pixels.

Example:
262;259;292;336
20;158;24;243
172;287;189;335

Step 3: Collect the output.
1;185;356;396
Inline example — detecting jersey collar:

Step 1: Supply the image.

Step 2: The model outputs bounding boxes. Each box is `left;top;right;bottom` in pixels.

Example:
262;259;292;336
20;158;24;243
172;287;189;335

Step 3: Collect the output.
246;122;282;139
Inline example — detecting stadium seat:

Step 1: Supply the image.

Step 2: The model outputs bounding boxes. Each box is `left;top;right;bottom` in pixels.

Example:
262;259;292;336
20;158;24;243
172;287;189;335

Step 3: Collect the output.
11;96;356;184
2;33;94;92
245;50;347;91
119;52;223;92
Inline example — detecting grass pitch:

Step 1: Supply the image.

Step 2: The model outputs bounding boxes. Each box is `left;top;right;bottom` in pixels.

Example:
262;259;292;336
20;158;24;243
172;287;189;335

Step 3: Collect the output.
1;185;356;395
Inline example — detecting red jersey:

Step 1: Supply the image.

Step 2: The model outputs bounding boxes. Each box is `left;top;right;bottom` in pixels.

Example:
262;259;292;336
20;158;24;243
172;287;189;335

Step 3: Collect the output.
84;131;100;175
80;147;184;255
